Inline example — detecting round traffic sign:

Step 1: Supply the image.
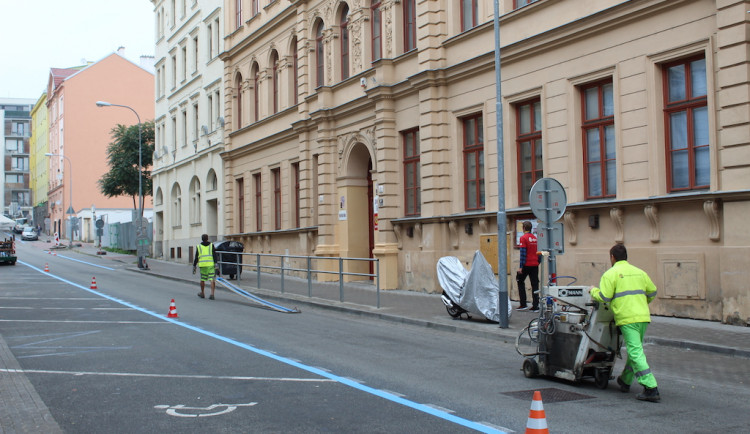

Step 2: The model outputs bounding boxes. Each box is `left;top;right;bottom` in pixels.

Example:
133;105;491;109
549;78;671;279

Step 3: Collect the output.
529;177;567;223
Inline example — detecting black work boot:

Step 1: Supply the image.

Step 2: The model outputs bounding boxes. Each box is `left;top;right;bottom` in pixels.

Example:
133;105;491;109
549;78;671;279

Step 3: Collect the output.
616;376;630;393
636;387;660;402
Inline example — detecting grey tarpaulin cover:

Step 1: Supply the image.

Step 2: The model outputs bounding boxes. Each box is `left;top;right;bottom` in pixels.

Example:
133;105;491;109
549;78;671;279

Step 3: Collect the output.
436;250;512;322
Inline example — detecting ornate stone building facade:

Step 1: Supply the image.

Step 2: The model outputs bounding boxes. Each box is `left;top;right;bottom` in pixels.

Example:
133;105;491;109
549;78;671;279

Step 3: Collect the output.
220;0;750;324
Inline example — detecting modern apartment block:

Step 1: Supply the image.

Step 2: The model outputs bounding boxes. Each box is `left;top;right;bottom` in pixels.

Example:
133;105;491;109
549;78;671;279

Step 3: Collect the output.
1;97;36;220
219;0;749;324
150;0;226;262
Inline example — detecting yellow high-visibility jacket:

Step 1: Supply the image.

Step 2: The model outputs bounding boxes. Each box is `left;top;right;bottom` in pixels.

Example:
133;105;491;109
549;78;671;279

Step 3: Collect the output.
196;243;215;268
590;260;657;326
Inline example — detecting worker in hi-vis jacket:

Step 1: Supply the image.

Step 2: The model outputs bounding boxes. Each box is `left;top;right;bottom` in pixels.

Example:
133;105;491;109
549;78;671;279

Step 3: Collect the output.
589;243;660;402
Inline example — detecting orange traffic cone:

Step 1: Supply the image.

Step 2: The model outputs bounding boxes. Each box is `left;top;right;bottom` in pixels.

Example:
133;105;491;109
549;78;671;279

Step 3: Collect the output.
44;263;49;272
90;277;97;289
167;299;179;318
525;390;549;434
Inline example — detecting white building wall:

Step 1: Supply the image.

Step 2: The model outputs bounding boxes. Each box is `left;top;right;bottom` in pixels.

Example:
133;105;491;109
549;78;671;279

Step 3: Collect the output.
151;0;226;262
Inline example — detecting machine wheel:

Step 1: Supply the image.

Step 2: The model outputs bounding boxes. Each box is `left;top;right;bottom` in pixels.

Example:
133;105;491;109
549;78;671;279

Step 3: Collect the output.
445;305;462;318
594;368;611;389
522;358;539;378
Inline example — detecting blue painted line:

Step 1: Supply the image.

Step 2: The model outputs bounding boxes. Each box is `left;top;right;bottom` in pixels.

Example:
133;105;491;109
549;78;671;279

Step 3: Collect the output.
21;261;506;433
46;253;116;271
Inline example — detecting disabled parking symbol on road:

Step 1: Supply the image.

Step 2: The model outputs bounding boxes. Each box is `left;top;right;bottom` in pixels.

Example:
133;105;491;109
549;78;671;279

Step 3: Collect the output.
154;402;258;417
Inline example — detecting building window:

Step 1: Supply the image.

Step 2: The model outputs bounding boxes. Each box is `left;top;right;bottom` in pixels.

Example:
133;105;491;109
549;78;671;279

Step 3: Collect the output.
190;178;201;224
193;35;199;72
463;114;484;211
292;162;300;227
236;177;244;233
251;0;258;17
514;0;539;9
315;21;324;87
664;56;709;191
171;184;182;227
460;0;477;32
181;109;188;147
207;93;213;130
340;5;350;80
271;51;279;114
181;45;187;82
235;73;243;128
193;102;199;145
291;37;299;105
235;0;242;29
254;173;262;231
171;54;177;88
171;116;177;150
403;0;416;52
214;18;220;57
272;168;281;230
516;99;542;204
207;22;213;58
371;1;382;62
253;64;260;122
582;80;616;199
403;129;420;216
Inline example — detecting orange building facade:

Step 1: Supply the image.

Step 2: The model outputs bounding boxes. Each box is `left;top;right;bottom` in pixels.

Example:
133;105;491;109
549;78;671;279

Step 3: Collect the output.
47;53;154;241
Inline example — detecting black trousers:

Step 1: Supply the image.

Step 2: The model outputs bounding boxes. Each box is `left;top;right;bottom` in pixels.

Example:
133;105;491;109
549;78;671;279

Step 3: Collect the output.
516;265;539;309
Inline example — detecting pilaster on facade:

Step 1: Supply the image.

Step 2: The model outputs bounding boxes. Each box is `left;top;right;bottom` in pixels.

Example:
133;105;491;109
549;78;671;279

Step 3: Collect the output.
715;0;750;190
416;0;447;70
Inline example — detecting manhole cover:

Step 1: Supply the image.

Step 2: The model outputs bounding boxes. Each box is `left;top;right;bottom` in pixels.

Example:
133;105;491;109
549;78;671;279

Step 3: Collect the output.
502;387;595;403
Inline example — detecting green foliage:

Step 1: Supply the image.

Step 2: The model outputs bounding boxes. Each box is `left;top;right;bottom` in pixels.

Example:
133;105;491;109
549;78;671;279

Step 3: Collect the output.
98;121;155;212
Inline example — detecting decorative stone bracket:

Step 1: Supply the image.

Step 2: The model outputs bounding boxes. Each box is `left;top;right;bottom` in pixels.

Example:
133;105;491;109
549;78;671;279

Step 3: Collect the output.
610;207;624;244
644;205;659;243
703;200;720;241
563;211;576;245
392;222;422;250
448;221;458;249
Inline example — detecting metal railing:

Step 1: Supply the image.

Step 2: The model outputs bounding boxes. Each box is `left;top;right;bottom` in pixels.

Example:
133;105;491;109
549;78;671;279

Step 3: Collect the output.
217;252;381;308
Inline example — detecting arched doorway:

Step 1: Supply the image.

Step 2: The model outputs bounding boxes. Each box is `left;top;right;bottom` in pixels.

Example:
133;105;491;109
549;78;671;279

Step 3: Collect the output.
341;142;374;281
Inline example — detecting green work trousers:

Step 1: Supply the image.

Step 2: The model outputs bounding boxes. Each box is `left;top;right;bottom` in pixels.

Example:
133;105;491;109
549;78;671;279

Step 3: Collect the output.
619;322;658;389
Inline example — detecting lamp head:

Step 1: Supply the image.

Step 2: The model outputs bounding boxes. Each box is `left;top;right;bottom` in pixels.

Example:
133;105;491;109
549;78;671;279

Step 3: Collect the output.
95;101;111;107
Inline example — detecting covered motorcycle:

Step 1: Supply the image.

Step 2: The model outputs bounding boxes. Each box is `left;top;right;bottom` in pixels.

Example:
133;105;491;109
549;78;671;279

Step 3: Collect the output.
437;250;512;321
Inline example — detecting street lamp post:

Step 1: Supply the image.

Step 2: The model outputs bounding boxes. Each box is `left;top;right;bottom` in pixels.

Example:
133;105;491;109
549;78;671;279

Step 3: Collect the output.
45;153;73;248
95;101;147;269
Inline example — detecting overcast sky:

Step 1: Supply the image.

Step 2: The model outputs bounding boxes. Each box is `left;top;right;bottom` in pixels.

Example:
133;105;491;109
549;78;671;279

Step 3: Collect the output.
0;0;155;99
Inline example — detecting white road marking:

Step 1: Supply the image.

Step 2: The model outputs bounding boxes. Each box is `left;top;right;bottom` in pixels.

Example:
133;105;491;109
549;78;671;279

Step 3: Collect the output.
0;297;105;300
0;307;131;311
153;402;258;418
0;320;166;324
1;368;335;382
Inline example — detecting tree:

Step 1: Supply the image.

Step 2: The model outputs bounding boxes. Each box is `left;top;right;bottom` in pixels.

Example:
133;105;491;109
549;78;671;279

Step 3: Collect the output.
98;121;155;215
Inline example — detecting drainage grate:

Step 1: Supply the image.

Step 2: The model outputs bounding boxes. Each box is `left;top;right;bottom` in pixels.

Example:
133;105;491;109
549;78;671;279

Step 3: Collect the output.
502;387;595;403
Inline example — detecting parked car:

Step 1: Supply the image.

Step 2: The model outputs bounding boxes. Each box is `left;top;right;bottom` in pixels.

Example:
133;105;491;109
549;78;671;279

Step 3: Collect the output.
13;218;27;234
21;226;38;241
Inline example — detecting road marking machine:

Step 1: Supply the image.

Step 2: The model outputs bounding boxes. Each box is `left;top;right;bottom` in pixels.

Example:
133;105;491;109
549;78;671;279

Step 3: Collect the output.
516;283;621;388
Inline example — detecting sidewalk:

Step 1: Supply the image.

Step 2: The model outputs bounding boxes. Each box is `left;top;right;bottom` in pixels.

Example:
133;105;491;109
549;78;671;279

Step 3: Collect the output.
77;243;750;359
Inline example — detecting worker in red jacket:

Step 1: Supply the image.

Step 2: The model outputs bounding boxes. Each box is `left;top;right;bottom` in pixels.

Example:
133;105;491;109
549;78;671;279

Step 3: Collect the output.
516;221;540;312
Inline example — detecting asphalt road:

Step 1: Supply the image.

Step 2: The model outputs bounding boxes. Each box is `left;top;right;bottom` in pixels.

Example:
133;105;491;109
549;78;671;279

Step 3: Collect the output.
2;240;749;433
